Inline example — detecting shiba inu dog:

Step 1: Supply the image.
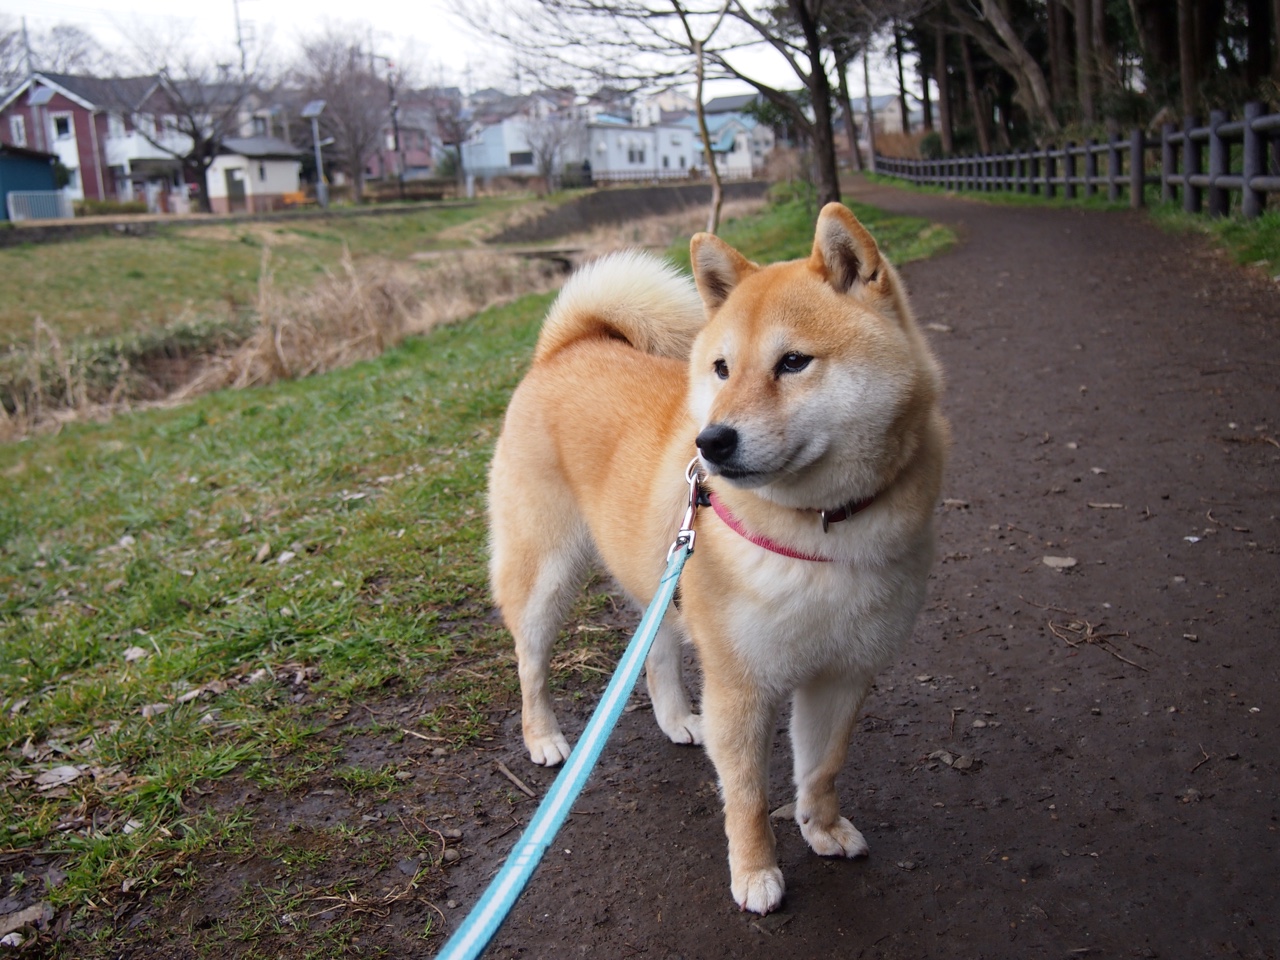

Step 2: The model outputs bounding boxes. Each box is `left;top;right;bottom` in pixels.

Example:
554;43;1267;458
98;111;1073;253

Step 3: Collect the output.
488;202;948;914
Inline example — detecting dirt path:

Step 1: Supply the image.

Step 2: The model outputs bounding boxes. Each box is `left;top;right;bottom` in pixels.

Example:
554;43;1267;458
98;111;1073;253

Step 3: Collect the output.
429;179;1280;960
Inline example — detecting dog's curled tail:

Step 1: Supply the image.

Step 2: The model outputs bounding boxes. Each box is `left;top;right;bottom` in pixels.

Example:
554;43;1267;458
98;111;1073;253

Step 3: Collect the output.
533;250;706;364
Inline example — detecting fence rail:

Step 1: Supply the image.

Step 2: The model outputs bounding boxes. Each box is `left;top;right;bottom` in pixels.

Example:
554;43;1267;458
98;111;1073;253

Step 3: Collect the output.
6;191;74;222
873;101;1280;219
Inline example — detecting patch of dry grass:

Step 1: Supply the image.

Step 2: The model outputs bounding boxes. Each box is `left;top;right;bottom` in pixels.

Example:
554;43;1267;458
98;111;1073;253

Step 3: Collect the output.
0;198;768;442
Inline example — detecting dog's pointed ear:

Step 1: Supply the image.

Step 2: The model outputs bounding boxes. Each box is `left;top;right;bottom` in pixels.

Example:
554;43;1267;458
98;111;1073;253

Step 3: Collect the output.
690;232;755;310
809;202;883;295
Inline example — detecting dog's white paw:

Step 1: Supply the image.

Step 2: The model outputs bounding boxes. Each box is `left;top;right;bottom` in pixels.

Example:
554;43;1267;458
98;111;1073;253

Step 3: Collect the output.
800;815;869;859
526;733;572;767
731;866;785;915
656;709;704;746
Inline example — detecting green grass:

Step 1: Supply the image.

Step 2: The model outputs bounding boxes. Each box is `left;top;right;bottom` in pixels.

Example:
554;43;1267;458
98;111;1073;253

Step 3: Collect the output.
1149;204;1280;278
0;191;953;952
667;182;954;270
865;170;1280;278
0;199;524;351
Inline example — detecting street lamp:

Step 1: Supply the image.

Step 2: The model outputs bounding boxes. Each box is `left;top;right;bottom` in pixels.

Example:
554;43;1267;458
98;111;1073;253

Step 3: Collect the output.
301;99;328;208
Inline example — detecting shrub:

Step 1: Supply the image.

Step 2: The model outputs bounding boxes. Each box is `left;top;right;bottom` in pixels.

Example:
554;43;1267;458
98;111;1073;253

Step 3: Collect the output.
74;199;148;217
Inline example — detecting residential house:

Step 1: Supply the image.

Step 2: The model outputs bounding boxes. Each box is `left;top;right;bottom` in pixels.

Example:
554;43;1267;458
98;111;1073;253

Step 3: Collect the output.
207;136;303;214
0;71;291;213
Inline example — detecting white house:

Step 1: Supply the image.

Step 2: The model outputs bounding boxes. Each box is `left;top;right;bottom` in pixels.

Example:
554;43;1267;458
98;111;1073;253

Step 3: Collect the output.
207;136;302;214
681;112;771;179
573;119;699;181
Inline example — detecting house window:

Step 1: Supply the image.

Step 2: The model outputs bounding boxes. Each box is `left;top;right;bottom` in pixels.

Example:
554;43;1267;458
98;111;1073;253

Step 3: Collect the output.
509;151;533;166
662;155;669;168
258;161;267;181
8;115;25;146
107;113;124;138
53;114;72;139
253;116;267;136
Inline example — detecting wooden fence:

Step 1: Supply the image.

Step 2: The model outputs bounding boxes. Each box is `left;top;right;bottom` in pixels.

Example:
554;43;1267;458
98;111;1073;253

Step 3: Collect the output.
873;102;1280;219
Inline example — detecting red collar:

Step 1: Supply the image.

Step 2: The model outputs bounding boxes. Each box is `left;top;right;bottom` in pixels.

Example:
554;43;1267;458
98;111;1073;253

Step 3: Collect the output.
706;490;873;563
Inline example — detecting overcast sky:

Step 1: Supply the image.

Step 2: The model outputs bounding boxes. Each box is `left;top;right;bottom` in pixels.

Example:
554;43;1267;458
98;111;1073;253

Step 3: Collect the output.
2;0;910;99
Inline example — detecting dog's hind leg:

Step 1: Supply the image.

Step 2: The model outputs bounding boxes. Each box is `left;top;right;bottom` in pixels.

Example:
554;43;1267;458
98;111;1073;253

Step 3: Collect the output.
645;616;703;746
492;511;590;767
790;671;874;859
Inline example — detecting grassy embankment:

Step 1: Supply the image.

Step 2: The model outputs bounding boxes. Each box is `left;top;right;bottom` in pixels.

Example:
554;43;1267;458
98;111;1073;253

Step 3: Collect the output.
0;191;953;955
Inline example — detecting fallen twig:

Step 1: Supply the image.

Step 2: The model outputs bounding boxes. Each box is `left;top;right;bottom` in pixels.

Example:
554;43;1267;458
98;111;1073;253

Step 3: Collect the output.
1048;619;1146;671
1190;745;1211;775
496;761;537;798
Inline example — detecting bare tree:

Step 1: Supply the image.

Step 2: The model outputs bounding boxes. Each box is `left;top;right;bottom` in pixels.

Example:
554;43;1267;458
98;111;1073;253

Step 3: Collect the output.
37;24;103;75
0;18;105;90
293;29;385;204
0;17;25;92
523;107;582;191
106;27;263;213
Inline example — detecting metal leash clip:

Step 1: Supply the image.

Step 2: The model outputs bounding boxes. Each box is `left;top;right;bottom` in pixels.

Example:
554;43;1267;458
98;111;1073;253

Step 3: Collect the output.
667;458;702;560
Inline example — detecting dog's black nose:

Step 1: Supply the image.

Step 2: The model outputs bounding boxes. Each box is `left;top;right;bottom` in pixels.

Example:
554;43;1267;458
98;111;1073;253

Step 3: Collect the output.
696;424;739;465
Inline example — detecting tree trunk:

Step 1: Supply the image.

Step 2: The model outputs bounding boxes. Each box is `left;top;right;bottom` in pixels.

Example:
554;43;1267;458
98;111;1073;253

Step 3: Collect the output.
837;54;864;172
1127;0;1180;102
793;0;840;205
1091;0;1113;103
863;44;877;173
1075;0;1095;124
1274;0;1280;84
1177;0;1199;118
960;36;991;154
894;22;912;135
1245;0;1271;86
935;23;954;154
921;60;934;131
977;0;1058;131
694;38;725;234
1046;0;1067;102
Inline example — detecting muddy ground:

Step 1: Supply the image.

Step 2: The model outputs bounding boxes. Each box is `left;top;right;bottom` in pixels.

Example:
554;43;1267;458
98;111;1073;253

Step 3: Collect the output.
14;178;1279;959
433;180;1280;960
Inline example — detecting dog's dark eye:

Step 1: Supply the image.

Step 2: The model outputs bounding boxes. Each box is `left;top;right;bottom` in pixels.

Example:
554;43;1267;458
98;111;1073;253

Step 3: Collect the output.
713;359;729;380
775;352;812;375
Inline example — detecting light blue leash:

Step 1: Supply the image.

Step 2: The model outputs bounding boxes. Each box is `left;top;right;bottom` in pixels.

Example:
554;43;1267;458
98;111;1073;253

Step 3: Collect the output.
433;460;701;960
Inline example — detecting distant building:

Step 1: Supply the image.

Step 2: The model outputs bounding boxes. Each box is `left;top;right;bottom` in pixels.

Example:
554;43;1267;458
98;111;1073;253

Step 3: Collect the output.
0;71;295;213
208;136;303;214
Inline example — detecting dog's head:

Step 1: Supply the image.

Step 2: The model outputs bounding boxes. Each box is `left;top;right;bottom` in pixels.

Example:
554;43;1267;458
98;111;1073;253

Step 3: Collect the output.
688;202;941;512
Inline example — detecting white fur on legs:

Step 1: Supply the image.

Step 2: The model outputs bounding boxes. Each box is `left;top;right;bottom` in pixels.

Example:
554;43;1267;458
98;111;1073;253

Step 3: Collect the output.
507;545;587;767
732;866;785;915
790;672;873;859
645;620;703;745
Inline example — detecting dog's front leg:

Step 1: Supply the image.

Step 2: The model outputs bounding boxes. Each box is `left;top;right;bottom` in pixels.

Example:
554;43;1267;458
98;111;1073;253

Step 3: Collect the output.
791;671;873;859
702;668;783;914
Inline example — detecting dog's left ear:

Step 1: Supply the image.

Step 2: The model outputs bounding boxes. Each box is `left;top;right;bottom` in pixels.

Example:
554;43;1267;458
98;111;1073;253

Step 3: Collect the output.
810;202;883;295
691;232;755;311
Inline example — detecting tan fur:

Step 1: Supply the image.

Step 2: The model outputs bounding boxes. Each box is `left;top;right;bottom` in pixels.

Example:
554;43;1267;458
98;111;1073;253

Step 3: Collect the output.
488;203;948;914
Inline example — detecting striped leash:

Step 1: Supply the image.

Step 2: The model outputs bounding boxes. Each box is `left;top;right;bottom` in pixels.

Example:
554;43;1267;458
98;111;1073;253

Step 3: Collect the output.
433;459;701;960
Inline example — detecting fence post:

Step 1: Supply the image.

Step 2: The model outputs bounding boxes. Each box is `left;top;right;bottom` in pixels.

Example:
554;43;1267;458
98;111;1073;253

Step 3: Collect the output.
1041;146;1053;198
1160;123;1175;204
1183;115;1201;214
1208;109;1228;217
1107;133;1121;202
1083;140;1097;199
1129;127;1145;208
1064;142;1077;200
1241;102;1264;219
